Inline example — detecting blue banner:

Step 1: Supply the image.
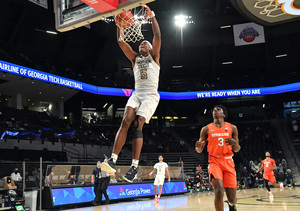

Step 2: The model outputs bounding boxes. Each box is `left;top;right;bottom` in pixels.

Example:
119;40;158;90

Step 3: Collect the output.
1;60;300;100
0;131;19;139
51;181;188;206
0;131;43;139
54;130;76;137
31;132;42;137
97;83;300;100
0;60;98;94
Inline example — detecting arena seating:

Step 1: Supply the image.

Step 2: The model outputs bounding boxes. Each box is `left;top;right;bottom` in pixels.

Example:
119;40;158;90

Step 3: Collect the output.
288;118;300;155
0;148;67;162
0;103;287;182
236;122;284;162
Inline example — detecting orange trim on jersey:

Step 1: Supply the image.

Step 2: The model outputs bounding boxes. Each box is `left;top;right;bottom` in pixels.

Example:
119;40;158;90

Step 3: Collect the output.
207;122;233;158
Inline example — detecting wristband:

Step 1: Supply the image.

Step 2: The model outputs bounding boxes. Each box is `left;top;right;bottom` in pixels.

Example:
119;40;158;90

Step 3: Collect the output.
150;11;155;18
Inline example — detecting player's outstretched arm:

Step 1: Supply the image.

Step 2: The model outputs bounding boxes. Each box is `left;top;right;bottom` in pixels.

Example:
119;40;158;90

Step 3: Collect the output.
117;27;139;64
150;13;161;65
195;126;208;153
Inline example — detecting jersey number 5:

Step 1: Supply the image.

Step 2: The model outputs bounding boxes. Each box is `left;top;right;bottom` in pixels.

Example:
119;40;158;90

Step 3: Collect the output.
218;138;224;146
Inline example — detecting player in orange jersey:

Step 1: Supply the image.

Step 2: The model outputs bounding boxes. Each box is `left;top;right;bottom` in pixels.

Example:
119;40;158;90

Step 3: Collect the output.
195;105;240;211
257;151;284;198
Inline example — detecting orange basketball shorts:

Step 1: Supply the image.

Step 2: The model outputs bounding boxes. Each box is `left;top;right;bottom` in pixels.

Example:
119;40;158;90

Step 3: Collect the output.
208;156;237;188
263;172;276;183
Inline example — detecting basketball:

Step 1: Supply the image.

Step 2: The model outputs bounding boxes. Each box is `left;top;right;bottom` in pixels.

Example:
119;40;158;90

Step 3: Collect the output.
115;10;134;28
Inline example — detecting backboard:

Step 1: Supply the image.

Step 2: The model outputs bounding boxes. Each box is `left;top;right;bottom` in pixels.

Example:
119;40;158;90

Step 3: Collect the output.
54;0;156;32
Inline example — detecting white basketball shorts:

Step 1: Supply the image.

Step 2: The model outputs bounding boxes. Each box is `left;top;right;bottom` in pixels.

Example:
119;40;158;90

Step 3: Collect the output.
154;175;165;186
126;91;160;124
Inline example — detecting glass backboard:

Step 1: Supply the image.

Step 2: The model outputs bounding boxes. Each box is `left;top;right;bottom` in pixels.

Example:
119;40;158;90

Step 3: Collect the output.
54;0;156;32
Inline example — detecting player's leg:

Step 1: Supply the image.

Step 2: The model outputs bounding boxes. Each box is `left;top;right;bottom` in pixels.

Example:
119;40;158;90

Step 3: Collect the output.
264;179;274;198
211;177;225;211
271;181;284;190
123;94;159;182
269;174;284;190
271;182;280;187
154;176;160;202
225;188;237;211
132;94;159;163
223;159;237;211
208;159;225;211
154;185;158;197
112;106;136;158
122;115;145;183
264;179;271;191
132;115;146;162
156;176;164;202
158;185;163;198
101;106;136;173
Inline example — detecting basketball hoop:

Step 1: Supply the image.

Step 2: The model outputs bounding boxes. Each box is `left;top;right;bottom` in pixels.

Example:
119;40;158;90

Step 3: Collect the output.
115;5;152;43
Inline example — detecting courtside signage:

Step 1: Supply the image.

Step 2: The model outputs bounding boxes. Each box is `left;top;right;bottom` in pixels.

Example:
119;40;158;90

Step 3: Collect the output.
1;60;300;100
0;60;98;94
51;181;186;206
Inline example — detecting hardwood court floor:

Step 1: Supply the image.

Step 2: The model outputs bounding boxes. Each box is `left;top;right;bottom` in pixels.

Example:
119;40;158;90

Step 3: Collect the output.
66;187;300;211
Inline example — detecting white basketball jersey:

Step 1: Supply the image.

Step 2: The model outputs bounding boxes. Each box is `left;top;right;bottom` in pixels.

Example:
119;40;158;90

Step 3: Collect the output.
133;54;160;92
154;162;168;176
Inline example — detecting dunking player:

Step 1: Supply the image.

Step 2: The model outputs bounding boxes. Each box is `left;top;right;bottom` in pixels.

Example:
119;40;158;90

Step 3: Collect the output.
101;11;161;183
149;155;171;202
256;151;284;198
195;105;240;211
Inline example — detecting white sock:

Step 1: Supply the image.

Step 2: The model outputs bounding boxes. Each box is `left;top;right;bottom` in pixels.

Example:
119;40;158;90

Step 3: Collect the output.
131;159;139;167
111;153;118;163
158;195;161;198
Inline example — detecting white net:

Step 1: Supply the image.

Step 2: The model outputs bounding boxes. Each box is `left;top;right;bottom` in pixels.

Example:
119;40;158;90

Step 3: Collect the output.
115;5;151;43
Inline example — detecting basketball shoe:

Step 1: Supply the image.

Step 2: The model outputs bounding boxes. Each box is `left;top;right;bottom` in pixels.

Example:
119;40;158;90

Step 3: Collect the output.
122;166;139;183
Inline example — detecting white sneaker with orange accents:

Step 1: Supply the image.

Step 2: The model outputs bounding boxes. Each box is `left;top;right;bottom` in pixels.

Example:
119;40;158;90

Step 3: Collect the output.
280;182;284;191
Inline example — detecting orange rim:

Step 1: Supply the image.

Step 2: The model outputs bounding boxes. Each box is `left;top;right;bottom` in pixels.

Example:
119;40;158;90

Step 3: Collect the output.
142;4;152;23
114;4;152;27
